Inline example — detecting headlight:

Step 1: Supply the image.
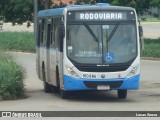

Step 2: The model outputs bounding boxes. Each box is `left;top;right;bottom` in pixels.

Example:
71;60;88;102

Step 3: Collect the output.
127;65;139;78
66;66;79;78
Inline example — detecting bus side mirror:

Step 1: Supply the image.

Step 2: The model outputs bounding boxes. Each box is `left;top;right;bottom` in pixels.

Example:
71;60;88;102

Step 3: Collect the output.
139;26;144;50
139;26;143;37
60;25;65;39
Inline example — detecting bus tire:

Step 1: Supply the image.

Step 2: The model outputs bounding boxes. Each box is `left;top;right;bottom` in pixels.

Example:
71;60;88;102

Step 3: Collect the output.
44;81;53;93
42;66;52;93
56;67;60;90
118;90;127;99
52;86;59;93
61;90;69;99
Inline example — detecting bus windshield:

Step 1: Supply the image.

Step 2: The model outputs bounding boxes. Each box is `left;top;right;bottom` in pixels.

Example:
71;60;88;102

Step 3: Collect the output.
67;22;137;64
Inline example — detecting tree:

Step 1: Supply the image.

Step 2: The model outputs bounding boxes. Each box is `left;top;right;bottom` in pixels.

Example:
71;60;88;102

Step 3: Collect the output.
0;0;33;25
150;0;160;7
0;0;46;25
75;0;112;4
76;0;91;4
111;0;152;15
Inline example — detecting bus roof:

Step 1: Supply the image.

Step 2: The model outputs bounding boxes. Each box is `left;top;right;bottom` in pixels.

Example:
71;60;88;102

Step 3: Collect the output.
38;3;135;17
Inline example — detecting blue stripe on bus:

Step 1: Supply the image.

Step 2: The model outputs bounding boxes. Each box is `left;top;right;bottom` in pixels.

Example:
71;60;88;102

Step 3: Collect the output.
38;8;64;17
63;75;140;90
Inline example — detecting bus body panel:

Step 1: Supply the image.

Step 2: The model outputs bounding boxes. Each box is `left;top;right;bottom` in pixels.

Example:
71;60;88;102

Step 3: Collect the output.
63;74;140;90
36;46;41;79
47;48;57;86
39;47;47;81
57;52;64;88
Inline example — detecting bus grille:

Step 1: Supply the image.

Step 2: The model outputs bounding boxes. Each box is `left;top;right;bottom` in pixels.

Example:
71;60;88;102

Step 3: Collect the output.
76;65;129;72
84;81;123;89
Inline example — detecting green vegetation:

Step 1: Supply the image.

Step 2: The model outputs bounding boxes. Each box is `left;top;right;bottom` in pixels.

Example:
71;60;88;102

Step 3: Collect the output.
0;0;33;24
0;52;25;100
0;32;29;100
140;17;160;22
0;32;35;52
141;38;160;58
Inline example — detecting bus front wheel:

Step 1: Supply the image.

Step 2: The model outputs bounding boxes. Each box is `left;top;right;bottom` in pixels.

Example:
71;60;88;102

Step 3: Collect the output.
61;90;69;99
118;90;127;99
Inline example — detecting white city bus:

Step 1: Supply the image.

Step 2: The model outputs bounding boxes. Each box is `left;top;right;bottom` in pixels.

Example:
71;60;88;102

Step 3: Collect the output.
36;3;143;99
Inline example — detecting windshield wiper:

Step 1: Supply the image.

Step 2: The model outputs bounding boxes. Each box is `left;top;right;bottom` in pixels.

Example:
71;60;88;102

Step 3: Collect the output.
107;22;120;42
83;23;100;42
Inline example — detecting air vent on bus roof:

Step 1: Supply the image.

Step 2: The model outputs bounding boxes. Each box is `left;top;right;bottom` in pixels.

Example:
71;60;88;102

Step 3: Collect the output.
65;3;110;8
96;3;110;6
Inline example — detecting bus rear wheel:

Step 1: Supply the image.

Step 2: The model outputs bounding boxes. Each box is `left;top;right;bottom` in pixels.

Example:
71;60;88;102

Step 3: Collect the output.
43;81;53;93
118;90;127;99
42;67;52;93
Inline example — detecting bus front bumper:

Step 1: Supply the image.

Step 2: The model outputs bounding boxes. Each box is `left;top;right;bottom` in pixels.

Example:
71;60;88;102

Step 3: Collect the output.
63;75;140;90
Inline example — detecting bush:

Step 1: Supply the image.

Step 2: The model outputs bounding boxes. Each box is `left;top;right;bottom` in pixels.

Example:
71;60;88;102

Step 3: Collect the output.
141;38;160;58
0;32;35;52
140;17;160;22
0;52;25;100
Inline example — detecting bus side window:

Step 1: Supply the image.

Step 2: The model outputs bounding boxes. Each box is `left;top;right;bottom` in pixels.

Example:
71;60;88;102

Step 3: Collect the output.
50;18;55;46
47;20;51;48
41;19;44;44
54;18;60;48
52;18;57;48
57;18;64;52
41;18;47;45
37;19;41;47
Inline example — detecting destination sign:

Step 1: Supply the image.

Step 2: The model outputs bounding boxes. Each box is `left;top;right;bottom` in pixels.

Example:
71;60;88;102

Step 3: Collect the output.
77;12;126;20
68;11;135;21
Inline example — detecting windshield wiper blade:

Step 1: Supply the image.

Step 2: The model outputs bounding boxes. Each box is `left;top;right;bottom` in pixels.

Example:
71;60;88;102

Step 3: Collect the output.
108;23;119;42
83;23;99;42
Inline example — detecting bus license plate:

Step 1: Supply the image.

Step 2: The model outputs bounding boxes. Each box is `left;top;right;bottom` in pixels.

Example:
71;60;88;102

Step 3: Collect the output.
97;85;110;90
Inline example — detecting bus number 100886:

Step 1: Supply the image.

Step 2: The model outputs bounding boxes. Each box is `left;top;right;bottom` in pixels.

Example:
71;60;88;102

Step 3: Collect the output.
82;74;97;79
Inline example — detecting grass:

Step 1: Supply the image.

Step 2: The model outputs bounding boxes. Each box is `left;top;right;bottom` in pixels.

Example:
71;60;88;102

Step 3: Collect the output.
0;52;25;100
141;38;160;58
140;17;160;22
0;32;35;52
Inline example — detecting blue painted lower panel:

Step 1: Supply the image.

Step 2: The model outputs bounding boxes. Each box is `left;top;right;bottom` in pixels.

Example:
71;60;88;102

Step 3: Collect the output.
64;75;140;90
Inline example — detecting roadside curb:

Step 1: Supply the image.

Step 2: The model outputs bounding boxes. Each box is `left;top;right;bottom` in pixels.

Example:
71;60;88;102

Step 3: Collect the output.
141;57;160;61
